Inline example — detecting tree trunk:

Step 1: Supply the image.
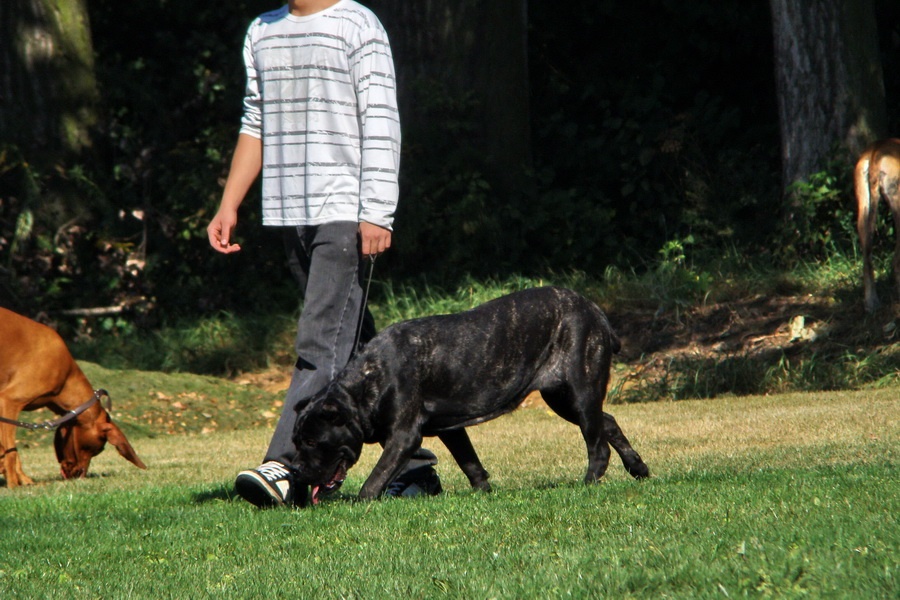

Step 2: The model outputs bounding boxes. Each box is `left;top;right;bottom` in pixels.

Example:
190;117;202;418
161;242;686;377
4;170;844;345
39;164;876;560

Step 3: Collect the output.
369;0;532;199
0;0;99;163
769;0;886;190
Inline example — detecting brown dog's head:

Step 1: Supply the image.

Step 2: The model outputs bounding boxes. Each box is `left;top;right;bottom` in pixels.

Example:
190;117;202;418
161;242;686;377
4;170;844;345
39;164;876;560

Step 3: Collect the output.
292;385;364;504
54;408;146;479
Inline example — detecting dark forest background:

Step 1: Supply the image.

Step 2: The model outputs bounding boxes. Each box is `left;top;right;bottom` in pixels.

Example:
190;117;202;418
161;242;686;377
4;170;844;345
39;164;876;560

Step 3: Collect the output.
1;1;898;324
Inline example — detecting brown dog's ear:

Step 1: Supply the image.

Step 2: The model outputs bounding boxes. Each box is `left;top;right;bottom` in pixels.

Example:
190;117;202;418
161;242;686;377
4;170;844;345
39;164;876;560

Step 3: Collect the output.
101;422;147;469
54;423;74;464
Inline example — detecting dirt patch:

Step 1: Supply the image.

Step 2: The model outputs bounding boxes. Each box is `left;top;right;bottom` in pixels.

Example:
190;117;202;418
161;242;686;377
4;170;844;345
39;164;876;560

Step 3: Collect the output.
234;368;294;394
611;295;841;363
608;293;899;400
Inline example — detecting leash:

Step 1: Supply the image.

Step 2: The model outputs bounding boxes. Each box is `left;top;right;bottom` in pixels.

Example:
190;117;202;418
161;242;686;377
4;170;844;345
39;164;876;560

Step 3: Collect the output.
353;255;377;353
0;389;111;431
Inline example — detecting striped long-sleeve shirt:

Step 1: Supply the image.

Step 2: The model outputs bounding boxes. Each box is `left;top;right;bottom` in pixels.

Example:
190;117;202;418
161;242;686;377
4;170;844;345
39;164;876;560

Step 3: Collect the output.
240;1;400;229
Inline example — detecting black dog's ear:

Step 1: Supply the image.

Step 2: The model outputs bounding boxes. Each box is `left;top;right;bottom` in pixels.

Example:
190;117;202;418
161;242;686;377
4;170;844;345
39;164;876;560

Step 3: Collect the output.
294;396;313;414
320;398;350;425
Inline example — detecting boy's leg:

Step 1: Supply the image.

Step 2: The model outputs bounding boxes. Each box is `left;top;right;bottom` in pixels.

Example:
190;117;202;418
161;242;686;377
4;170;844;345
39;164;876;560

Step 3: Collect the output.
266;222;368;465
237;222;440;506
236;222;366;507
386;448;442;497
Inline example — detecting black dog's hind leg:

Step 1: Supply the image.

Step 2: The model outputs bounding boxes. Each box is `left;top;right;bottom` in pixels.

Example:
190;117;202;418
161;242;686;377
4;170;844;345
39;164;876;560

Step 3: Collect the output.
580;411;612;483
603;412;649;479
437;429;491;492
542;385;611;483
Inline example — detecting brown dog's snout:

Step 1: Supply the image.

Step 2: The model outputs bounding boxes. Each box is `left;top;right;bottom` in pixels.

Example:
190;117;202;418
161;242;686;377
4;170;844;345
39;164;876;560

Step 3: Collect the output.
59;464;87;479
55;425;90;479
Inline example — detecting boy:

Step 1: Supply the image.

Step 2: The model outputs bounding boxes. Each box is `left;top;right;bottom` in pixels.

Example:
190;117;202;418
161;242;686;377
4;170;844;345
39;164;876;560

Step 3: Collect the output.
207;0;440;507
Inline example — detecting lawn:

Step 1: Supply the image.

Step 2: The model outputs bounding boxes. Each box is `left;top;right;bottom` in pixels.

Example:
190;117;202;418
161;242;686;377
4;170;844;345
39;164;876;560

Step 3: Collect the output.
1;380;896;598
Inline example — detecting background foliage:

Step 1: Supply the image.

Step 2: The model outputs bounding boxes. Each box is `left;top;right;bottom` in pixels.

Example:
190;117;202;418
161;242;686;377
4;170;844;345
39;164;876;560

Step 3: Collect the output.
0;0;898;322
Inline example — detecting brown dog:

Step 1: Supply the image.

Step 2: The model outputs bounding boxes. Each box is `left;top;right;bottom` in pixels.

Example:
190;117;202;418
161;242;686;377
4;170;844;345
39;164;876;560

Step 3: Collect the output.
855;138;900;312
0;307;146;487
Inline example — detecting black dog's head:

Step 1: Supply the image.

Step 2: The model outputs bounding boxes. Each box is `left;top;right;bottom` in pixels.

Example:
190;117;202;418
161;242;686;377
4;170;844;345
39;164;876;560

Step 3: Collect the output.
292;384;364;505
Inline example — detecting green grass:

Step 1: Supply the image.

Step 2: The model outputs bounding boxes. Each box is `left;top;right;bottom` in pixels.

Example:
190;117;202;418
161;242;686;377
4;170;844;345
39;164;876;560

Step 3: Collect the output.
2;387;897;598
68;247;900;401
12;260;894;596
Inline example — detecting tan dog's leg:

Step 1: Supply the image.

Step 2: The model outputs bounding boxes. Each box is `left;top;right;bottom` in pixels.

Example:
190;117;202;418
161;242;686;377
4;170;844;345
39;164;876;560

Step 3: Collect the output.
883;163;900;300
857;139;900;310
893;207;900;299
856;149;880;312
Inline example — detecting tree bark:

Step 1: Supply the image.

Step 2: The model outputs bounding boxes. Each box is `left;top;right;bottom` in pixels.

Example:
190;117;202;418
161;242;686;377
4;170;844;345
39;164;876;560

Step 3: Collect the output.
369;0;532;199
770;0;886;190
0;0;99;162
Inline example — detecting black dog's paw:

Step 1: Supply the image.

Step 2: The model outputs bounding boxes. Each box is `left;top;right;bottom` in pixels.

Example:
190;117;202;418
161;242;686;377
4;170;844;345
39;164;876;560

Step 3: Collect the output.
626;462;650;479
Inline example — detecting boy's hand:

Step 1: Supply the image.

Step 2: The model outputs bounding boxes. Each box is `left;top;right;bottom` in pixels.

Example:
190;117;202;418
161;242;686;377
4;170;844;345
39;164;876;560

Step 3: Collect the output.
207;209;242;254
359;222;391;257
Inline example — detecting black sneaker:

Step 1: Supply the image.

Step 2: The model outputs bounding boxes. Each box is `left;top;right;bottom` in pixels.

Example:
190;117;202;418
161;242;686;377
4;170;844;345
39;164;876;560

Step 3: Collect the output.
234;461;307;508
385;466;443;498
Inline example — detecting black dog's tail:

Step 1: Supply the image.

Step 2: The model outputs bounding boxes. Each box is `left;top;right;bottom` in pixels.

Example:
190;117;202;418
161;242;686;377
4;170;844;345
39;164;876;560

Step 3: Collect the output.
610;330;622;354
599;309;621;354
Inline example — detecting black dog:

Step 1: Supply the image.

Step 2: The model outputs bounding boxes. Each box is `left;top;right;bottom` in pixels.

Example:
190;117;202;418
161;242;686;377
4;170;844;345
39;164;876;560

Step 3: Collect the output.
292;287;649;503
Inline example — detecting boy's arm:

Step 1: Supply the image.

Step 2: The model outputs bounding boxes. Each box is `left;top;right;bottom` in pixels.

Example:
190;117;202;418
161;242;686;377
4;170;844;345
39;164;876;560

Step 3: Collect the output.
352;25;401;235
207;133;262;254
208;23;262;255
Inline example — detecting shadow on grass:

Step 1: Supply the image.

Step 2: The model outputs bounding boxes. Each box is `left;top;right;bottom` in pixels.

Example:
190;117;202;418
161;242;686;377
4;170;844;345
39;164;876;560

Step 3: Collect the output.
193;483;239;503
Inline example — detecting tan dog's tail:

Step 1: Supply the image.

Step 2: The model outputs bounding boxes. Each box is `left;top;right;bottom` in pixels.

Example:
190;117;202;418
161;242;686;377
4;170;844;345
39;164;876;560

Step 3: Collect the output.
855;149;874;227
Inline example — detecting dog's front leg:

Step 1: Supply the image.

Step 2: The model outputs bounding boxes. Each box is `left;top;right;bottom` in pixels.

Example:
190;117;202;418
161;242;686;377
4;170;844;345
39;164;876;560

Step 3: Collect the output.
359;431;422;500
437;429;491;491
0;419;32;487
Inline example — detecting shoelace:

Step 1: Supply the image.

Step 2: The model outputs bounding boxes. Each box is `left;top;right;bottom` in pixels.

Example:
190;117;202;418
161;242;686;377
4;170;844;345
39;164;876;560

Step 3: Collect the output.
257;462;291;482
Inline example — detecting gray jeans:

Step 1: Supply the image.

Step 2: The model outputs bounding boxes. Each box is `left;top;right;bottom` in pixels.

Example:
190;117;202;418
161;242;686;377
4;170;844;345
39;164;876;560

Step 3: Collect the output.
264;222;437;473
